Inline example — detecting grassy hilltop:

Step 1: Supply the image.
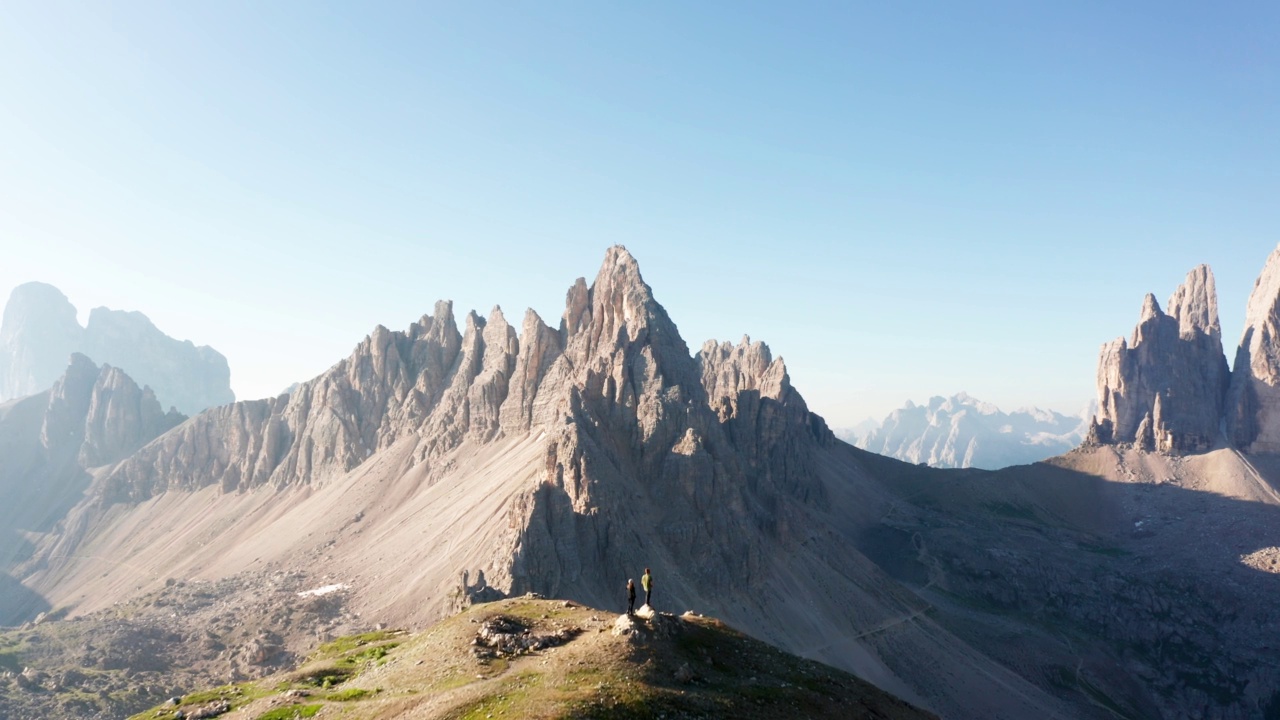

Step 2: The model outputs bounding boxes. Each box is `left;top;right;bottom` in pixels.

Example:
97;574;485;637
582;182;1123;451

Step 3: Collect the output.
128;596;934;720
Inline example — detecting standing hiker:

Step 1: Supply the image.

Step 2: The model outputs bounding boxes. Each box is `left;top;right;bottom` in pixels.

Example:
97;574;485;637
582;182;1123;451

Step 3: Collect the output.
641;567;653;608
627;579;636;615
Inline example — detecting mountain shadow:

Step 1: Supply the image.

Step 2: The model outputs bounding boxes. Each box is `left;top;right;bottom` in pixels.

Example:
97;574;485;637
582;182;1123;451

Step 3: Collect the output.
850;443;1280;719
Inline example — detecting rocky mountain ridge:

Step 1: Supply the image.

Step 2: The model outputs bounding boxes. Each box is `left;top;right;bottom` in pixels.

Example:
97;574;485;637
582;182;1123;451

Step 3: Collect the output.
0;282;234;416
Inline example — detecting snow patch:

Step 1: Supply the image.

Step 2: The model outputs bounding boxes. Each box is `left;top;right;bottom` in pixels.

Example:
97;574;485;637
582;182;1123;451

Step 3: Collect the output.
297;583;348;598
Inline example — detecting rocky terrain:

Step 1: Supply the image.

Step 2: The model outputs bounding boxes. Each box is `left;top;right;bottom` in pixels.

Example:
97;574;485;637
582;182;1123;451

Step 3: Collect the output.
4;246;1280;719
0;282;234;415
0;569;363;720
852;393;1088;469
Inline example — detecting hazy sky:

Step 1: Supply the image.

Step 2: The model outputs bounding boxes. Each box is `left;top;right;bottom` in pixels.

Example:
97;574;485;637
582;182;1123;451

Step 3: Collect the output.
1;2;1276;426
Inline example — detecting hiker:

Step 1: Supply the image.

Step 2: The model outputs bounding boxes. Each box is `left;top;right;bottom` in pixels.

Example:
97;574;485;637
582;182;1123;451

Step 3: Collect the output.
641;567;653;608
627;578;636;615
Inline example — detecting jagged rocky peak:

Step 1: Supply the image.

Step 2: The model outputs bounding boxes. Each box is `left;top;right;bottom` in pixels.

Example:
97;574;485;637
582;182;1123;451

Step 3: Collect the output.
39;353;185;467
1089;264;1229;453
698;336;795;421
560;246;691;370
1227;244;1280;451
498;308;562;435
100;245;829;516
80;363;186;467
1166;264;1220;340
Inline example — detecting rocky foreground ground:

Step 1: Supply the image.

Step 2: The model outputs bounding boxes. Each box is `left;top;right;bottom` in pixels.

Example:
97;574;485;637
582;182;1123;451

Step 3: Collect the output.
0;569;368;719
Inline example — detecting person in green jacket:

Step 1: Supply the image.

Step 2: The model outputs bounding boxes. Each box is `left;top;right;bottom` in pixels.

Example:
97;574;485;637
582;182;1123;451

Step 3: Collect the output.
641;568;653;608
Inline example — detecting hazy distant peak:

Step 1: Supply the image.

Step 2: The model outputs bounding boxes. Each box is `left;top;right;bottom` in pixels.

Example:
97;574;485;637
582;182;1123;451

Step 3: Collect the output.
854;392;1086;469
0;282;234;415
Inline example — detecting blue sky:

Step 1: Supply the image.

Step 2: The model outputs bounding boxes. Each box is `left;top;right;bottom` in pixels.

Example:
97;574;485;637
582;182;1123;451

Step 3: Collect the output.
1;2;1276;425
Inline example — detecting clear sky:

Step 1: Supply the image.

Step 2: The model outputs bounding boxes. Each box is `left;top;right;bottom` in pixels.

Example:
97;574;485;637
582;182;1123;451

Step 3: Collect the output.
1;2;1276;427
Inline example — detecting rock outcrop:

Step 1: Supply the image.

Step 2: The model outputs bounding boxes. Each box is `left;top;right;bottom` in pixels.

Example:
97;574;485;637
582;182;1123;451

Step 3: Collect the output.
1227;245;1280;452
855;393;1088;469
0;284;234;416
0;355;183;561
1088;265;1229;453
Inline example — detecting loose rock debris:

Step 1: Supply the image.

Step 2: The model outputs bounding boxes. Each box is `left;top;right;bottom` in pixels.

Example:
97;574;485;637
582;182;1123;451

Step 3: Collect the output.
471;615;580;659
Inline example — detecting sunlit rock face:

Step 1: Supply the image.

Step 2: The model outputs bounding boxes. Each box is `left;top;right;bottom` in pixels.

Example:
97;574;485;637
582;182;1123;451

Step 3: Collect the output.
1088;265;1229;453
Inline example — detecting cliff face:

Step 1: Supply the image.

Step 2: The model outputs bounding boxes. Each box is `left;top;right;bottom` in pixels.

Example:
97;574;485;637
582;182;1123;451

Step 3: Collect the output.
1226;246;1280;452
1088;265;1230;453
0;355;183;556
0;284;233;416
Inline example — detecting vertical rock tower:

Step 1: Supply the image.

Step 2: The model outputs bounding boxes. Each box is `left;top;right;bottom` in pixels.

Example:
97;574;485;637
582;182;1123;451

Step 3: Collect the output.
1089;265;1229;452
1226;246;1280;451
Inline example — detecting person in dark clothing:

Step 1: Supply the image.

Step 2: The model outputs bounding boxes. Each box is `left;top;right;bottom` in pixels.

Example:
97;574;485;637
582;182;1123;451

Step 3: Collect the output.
641;568;653;608
627;579;636;615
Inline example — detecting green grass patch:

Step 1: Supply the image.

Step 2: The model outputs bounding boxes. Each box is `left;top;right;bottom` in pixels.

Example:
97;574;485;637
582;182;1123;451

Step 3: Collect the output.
181;685;240;704
341;642;399;666
325;687;373;701
254;704;322;720
286;664;355;688
0;634;28;672
126;681;270;720
313;630;399;659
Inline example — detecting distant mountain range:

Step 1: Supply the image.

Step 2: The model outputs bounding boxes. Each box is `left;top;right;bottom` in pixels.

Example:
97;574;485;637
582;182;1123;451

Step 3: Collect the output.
0;282;234;415
839;393;1091;469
